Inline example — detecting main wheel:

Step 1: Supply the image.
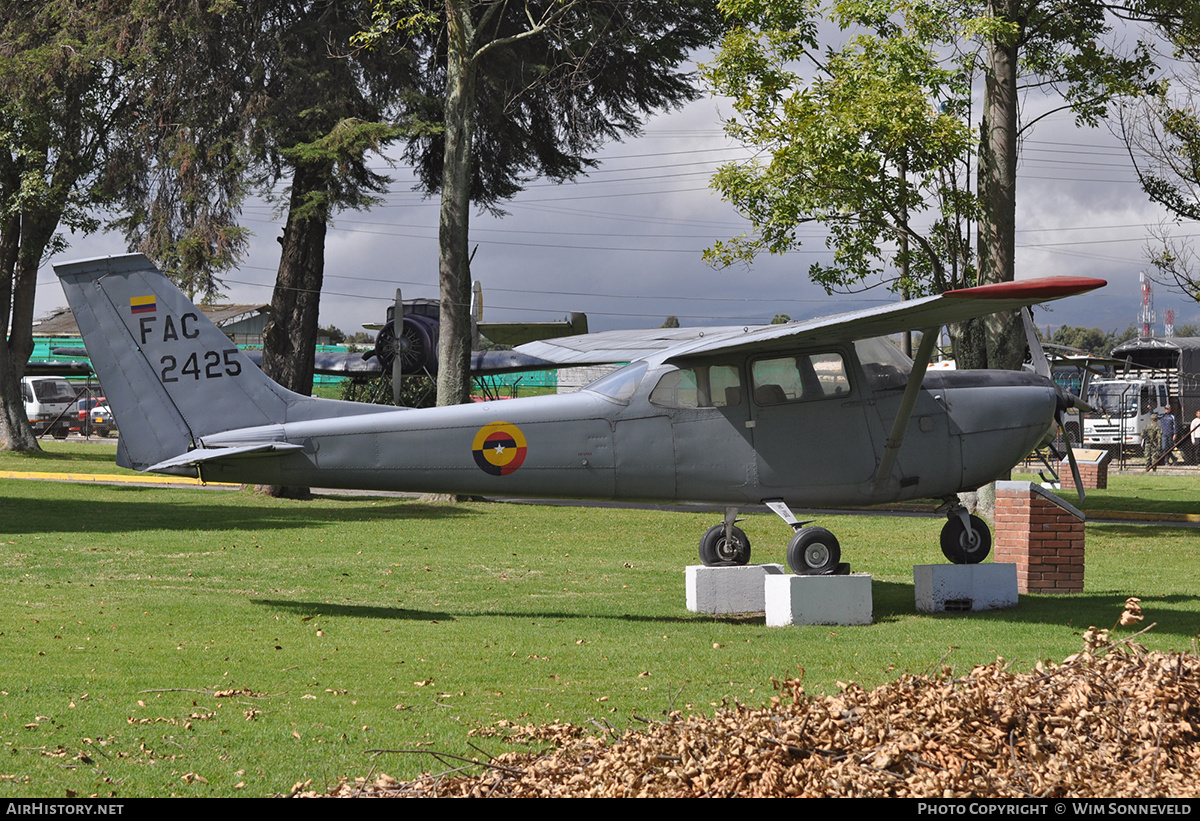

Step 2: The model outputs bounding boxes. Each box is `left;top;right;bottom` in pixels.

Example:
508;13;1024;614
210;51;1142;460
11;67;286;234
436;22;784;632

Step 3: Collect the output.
786;527;840;575
940;514;991;564
698;524;751;566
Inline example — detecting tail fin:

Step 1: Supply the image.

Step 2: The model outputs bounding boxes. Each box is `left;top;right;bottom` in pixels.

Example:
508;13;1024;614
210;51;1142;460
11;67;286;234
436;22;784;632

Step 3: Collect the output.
55;254;299;470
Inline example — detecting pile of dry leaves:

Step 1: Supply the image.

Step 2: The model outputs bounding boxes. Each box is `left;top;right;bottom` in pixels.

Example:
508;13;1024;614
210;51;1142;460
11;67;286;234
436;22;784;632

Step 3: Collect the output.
307;604;1200;797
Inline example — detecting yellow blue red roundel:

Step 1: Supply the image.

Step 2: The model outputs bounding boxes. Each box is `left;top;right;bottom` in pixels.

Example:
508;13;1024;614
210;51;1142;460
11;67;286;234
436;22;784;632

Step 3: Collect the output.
472;421;528;476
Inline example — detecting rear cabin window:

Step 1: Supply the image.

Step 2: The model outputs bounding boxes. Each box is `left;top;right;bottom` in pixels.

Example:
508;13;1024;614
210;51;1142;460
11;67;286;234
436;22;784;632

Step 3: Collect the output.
649;364;743;409
751;353;849;405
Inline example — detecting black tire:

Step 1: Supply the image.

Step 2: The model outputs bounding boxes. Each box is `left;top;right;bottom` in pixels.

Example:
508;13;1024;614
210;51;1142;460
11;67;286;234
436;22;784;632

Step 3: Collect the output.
940;514;991;564
1065;423;1080;446
698;524;751;567
786;526;840;575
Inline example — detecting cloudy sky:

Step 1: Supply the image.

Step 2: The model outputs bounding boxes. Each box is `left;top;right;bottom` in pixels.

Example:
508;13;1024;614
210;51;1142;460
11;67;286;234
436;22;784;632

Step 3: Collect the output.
33;48;1200;344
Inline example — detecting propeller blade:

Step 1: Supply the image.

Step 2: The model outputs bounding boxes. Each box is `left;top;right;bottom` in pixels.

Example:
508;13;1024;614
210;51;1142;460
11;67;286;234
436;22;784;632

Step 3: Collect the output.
392;288;403;405
471;279;482;352
1056;407;1085;504
1022;307;1051;379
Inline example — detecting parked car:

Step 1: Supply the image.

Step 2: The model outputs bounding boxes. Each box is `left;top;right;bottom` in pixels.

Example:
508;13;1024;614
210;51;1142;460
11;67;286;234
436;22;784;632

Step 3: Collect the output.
90;404;116;438
71;396;107;435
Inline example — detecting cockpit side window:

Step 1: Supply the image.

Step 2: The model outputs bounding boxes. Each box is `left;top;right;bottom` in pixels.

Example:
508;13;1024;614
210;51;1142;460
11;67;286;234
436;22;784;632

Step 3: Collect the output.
649;364;744;409
751;353;849;405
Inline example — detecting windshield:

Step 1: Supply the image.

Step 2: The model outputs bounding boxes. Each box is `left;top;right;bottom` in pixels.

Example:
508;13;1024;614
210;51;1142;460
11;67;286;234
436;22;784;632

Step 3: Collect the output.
1086;384;1138;418
582;362;646;402
32;380;75;404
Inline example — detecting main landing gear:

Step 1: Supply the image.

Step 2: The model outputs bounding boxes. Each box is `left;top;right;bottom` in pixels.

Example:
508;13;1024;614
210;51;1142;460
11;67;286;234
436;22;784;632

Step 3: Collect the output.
696;502;841;575
697;512;752;567
695;498;993;572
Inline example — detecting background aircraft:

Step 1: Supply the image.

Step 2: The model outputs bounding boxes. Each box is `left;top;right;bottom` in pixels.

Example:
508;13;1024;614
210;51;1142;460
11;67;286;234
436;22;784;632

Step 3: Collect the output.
56;254;1102;574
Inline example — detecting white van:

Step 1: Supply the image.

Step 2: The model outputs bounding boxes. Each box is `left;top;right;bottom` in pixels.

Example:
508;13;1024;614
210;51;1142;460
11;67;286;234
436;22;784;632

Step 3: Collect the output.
21;376;76;438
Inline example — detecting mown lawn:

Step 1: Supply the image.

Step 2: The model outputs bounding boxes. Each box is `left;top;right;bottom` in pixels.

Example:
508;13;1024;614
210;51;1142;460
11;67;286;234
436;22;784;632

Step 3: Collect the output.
0;468;1196;797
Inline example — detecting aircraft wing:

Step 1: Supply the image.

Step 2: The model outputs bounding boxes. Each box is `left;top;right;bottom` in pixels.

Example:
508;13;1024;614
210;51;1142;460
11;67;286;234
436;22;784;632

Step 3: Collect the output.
512;326;733;365
241;348;560;377
514;277;1106;365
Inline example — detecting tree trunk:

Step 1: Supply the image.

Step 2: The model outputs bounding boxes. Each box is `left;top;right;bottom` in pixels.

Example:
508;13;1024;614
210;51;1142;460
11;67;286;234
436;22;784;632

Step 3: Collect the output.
257;161;329;498
971;0;1024;371
0;209;59;452
261;161;329;395
435;2;478;409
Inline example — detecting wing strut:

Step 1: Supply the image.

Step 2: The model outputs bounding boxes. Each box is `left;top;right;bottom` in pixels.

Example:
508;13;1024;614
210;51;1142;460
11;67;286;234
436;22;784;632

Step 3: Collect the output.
873;327;939;493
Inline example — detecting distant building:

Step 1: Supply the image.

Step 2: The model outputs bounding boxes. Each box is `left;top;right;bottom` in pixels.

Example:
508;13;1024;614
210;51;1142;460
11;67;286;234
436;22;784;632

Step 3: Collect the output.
32;303;271;347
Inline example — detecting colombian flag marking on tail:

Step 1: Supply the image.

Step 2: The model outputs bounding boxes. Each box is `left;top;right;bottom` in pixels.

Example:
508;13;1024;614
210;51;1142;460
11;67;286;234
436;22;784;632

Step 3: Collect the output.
472;421;527;476
130;295;156;314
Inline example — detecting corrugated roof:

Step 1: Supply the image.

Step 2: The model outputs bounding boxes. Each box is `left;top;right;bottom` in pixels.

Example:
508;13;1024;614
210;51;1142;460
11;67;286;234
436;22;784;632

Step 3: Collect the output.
32;304;269;336
1112;336;1200;355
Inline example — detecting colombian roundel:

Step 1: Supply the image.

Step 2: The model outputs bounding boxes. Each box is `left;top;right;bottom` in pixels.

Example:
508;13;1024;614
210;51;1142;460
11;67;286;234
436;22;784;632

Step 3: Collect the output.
472;421;528;476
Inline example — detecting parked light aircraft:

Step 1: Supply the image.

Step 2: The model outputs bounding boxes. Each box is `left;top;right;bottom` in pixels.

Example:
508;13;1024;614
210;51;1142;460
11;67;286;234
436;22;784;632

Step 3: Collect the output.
55;254;1102;574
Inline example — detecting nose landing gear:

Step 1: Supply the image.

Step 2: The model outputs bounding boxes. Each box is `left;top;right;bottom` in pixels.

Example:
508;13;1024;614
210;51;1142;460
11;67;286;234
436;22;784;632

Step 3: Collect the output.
939;506;992;564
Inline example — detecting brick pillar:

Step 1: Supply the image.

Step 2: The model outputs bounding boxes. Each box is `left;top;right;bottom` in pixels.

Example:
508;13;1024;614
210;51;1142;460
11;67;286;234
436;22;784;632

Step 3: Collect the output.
1059;449;1110;491
993;481;1085;594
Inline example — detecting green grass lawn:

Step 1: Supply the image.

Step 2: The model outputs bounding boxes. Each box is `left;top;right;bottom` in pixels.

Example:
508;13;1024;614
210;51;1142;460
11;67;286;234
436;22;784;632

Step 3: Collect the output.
1013;470;1200;516
0;464;1198;797
0;441;142;477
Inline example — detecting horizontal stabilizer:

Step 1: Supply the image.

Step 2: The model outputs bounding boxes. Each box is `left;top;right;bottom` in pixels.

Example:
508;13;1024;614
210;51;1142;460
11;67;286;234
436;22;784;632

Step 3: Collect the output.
146;442;305;473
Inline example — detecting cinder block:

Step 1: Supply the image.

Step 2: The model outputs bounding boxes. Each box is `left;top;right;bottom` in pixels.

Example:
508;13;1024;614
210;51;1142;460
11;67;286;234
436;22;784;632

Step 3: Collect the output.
913;563;1019;612
685;564;786;614
764;573;873;626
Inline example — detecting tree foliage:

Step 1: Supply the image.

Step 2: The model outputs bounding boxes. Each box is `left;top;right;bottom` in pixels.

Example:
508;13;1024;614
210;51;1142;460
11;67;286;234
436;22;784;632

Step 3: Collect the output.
1121;51;1200;301
1045;324;1138;356
0;3;165;450
706;0;1165;369
704;1;976;298
116;2;418;401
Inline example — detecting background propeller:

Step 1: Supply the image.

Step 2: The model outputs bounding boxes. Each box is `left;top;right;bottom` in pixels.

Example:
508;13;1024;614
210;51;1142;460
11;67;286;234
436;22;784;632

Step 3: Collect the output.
1024;307;1091;502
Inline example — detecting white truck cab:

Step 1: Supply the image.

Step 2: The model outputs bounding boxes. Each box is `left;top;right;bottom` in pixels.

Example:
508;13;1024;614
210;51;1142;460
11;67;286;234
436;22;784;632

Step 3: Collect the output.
21;376;75;438
1083;377;1169;448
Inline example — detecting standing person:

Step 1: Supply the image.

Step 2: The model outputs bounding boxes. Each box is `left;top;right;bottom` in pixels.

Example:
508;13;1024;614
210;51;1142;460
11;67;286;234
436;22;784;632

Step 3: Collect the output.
1143;413;1163;471
1191;411;1200;464
1161;408;1177;465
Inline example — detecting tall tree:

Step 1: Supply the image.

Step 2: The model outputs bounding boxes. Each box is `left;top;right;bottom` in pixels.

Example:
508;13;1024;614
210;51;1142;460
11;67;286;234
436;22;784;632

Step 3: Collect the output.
118;2;415;397
1121;60;1200;300
967;0;1155;369
704;1;977;298
359;1;724;405
0;3;159;451
107;4;256;303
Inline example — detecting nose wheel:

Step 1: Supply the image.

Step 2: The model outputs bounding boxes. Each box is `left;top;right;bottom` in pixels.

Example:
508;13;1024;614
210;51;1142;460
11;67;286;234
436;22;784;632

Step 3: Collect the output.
940;511;991;564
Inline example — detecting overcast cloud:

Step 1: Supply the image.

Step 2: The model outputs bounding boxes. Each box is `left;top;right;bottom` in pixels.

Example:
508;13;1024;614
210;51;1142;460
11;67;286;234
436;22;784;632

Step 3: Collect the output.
32;52;1200;344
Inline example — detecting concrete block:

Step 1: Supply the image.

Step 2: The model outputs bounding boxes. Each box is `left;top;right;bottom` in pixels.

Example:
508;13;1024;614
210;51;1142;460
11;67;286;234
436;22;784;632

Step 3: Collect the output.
685;564;786;615
913;563;1019;613
764;573;873;626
